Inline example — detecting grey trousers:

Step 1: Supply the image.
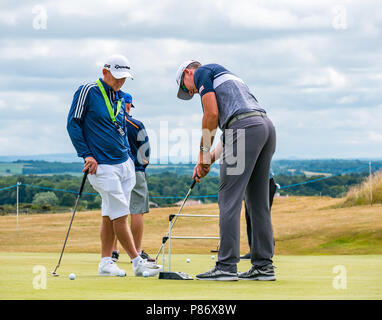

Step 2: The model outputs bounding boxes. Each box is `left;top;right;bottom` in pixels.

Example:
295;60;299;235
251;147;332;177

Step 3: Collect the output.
217;115;276;272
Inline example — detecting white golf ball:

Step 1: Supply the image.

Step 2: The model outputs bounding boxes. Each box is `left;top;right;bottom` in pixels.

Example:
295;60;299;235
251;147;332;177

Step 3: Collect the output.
69;273;76;280
143;271;149;277
186;258;191;263
211;255;215;260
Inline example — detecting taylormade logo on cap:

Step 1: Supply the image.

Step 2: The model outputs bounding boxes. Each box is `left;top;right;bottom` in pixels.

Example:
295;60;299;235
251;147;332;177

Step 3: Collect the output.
104;54;133;80
115;65;130;70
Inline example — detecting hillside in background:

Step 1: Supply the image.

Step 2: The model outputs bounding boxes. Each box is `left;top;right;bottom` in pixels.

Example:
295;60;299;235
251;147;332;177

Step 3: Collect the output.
0;154;80;163
1;158;382;212
1;158;381;176
1;197;381;255
341;170;382;207
0;171;376;212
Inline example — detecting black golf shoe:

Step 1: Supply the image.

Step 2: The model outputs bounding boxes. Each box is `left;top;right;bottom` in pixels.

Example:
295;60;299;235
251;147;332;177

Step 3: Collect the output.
140;250;156;263
240;253;251;260
111;250;119;262
130;250;156;263
196;266;238;281
238;264;276;281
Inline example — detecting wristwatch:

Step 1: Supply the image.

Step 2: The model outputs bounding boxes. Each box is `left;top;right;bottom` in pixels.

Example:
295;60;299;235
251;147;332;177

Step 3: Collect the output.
200;146;210;152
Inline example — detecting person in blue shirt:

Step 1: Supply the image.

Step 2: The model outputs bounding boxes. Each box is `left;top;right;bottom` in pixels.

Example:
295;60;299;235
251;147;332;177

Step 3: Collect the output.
176;60;276;281
111;93;155;263
67;54;161;277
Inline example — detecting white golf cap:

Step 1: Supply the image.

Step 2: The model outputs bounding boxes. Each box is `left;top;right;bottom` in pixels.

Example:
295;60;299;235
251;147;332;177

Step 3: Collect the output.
103;54;133;80
176;59;198;100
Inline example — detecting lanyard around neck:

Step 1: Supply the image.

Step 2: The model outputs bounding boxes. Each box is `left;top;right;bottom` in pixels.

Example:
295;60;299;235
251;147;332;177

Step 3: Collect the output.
96;79;122;123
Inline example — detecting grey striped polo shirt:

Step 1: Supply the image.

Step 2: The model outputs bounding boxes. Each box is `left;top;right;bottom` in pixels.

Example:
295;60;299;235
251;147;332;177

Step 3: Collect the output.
194;63;265;129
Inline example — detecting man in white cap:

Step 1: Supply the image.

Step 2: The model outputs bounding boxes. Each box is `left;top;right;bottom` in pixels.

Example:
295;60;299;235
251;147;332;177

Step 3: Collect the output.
175;60;276;281
67;54;161;277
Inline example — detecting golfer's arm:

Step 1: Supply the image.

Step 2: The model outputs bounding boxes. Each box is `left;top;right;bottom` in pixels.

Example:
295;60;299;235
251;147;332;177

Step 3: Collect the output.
211;140;223;163
200;92;219;164
67;116;92;160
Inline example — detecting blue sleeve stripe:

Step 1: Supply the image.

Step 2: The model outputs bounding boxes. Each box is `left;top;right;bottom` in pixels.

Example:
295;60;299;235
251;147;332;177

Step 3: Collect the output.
213;70;230;79
74;82;96;118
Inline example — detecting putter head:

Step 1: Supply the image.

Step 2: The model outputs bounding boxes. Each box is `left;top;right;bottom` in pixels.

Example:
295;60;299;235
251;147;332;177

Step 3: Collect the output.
159;271;193;280
51;271;59;277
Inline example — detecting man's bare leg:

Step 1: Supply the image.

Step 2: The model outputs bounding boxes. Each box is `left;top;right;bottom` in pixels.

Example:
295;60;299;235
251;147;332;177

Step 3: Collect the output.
112;237;118;252
130;214;144;253
112;215;139;259
112;214;144;254
101;216;115;258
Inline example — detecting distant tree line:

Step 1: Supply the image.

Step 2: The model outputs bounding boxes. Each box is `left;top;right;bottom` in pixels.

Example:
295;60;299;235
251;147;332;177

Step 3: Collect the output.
0;171;372;214
8;159;382;176
272;159;382;176
17;160;83;175
276;173;369;198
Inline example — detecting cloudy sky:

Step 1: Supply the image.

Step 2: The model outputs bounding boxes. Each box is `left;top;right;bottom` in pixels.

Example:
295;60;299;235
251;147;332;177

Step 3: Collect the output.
0;0;381;161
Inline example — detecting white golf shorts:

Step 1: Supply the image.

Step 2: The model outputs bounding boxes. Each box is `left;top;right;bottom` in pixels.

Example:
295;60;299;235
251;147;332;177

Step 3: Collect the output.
87;158;136;220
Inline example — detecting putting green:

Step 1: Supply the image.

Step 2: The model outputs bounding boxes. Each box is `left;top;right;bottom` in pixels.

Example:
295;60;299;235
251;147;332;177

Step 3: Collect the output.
0;253;381;300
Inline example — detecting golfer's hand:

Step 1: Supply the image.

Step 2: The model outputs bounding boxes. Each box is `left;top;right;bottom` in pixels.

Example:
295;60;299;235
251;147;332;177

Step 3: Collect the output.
84;156;98;175
193;163;210;182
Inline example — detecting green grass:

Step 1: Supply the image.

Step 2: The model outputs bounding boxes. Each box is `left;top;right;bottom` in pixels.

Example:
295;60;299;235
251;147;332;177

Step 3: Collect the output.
0;163;25;175
1;253;381;300
318;231;382;253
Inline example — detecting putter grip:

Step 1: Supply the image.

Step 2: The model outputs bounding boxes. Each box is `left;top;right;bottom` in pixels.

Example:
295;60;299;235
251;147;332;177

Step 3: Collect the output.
190;178;198;189
78;170;89;196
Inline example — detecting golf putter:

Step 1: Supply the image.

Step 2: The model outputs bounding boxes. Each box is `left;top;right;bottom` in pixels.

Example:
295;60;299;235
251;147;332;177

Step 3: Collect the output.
157;177;199;280
51;170;89;277
154;177;198;262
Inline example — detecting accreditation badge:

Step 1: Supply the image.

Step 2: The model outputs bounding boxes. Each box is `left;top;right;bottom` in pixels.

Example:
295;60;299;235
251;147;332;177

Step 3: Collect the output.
114;122;125;136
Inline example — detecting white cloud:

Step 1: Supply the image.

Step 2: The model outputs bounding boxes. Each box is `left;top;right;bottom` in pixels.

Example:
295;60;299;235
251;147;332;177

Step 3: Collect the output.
337;95;359;104
297;67;346;89
0;11;18;26
271;105;382;158
0;0;382;159
368;131;382;142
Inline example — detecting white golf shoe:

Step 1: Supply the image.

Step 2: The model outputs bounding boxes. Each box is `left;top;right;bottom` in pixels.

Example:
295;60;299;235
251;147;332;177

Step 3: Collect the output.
98;259;126;277
133;259;162;277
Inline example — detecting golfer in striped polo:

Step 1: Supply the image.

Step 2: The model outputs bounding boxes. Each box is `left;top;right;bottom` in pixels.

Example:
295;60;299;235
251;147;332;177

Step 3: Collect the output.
176;60;277;281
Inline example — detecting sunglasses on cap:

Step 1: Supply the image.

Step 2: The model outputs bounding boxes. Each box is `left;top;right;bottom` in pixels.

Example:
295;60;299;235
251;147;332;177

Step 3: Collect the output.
181;84;188;93
180;73;188;93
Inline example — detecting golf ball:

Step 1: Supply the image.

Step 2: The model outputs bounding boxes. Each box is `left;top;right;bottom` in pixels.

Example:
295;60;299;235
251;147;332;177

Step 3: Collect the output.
186;258;191;263
143;271;149;277
211;255;215;260
69;273;76;280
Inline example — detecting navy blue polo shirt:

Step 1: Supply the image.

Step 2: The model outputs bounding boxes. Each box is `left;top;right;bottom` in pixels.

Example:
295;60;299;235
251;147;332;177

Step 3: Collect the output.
125;114;150;172
67;78;131;165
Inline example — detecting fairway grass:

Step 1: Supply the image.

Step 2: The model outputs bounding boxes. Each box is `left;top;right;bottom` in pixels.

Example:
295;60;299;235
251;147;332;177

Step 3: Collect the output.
1;253;381;300
1;198;381;300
